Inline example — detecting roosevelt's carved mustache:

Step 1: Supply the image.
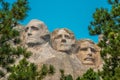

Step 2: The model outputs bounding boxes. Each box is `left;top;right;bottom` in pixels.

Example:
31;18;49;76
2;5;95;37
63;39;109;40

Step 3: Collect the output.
84;57;94;61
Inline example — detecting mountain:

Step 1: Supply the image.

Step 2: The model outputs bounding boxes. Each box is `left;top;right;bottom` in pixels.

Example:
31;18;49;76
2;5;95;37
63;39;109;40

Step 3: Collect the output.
0;19;103;80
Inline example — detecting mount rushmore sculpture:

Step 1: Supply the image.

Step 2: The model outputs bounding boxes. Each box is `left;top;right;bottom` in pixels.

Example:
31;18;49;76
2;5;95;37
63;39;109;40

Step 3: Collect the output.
0;19;103;80
24;19;103;79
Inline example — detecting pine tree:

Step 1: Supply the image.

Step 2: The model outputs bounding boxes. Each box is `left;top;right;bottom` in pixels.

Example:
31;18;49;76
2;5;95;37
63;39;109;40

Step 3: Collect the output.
88;0;120;79
0;0;35;79
60;69;73;80
37;64;55;80
9;61;56;80
0;1;56;79
75;69;100;80
78;69;100;80
8;58;38;80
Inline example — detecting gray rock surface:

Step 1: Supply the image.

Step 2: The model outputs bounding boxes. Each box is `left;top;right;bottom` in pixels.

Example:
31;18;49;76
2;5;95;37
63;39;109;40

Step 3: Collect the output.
34;47;85;80
0;19;103;80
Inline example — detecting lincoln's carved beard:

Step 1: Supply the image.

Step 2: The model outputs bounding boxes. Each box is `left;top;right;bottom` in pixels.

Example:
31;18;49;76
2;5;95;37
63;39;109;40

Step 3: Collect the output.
77;40;100;67
25;20;49;47
51;28;75;52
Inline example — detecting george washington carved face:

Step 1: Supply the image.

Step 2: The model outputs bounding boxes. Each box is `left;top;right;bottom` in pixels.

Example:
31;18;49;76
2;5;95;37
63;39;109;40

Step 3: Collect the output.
25;19;49;46
50;28;76;52
77;39;101;68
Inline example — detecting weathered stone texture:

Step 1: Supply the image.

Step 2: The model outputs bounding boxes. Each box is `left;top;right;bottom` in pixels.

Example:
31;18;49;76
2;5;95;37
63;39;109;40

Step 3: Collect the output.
0;19;103;80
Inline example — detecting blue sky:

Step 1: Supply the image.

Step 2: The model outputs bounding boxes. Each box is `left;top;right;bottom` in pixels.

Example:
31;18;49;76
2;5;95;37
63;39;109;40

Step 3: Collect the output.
10;0;110;43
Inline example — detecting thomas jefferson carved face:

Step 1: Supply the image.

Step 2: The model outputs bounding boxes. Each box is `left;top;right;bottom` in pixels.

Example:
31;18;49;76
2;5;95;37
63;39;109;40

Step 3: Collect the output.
25;19;49;46
51;28;75;52
77;40;101;67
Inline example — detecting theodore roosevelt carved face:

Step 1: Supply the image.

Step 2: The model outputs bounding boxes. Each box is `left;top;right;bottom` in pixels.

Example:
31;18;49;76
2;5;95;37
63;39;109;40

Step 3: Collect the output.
25;19;49;46
51;28;76;52
77;39;101;68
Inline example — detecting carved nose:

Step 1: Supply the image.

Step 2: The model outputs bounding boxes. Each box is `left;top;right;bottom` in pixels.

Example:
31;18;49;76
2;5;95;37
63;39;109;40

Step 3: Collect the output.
88;53;92;56
27;28;32;36
28;33;32;36
61;39;66;43
87;48;92;56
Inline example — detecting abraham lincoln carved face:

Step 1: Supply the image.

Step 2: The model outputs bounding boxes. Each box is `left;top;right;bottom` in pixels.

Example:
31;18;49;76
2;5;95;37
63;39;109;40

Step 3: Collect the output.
77;39;101;67
25;19;49;46
51;28;76;52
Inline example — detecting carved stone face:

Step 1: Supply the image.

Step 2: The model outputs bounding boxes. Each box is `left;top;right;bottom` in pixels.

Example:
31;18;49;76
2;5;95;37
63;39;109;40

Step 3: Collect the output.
51;28;75;52
25;19;49;46
77;40;101;67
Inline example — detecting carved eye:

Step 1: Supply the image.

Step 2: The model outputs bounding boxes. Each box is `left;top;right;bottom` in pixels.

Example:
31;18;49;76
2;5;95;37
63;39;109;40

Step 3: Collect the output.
90;48;96;52
80;48;87;51
65;35;70;39
25;27;29;32
31;26;39;30
55;34;62;39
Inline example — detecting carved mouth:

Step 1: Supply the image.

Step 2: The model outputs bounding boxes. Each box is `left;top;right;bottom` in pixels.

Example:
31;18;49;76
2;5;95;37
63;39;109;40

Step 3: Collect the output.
60;43;69;46
84;57;94;61
83;57;94;65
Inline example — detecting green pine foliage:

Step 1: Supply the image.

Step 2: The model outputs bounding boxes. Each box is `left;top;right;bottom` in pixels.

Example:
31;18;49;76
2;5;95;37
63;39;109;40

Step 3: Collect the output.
60;69;65;80
0;0;55;79
8;58;38;80
76;77;81;80
0;0;34;79
0;70;4;78
75;69;100;80
64;75;73;80
9;62;55;80
60;69;73;80
36;64;55;80
48;64;56;75
59;68;100;80
79;69;100;80
88;0;120;79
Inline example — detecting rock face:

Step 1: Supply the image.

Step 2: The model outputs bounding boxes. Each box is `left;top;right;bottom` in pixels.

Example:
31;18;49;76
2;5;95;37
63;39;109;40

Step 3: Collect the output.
0;19;103;80
50;28;76;53
23;19;103;79
24;20;84;79
40;52;85;80
25;19;49;47
76;39;103;72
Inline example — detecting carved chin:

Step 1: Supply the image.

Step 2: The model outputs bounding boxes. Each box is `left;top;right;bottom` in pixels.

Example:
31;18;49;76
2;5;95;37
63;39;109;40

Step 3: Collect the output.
26;38;45;45
57;45;71;51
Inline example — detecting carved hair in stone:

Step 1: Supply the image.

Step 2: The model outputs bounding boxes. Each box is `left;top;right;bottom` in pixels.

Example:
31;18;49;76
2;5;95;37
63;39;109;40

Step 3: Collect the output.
50;28;76;53
76;39;102;68
25;19;49;47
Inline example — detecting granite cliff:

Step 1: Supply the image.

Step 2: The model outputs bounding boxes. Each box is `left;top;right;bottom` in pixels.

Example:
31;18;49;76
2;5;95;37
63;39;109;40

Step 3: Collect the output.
0;19;103;80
